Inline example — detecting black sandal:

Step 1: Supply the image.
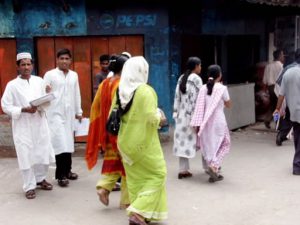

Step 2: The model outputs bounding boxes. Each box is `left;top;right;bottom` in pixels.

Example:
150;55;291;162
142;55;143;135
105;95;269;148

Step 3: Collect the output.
208;175;224;183
67;172;78;180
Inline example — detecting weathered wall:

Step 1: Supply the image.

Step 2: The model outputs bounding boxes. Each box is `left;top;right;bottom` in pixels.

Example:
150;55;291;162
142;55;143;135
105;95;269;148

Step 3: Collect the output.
0;1;172;120
0;1;14;37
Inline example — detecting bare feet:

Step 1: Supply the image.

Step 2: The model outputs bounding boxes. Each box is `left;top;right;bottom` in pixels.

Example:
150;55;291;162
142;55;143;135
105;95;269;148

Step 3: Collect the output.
97;188;109;206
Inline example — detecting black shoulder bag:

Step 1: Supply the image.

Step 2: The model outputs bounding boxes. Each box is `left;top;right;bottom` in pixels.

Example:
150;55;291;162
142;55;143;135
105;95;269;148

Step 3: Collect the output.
106;88;135;135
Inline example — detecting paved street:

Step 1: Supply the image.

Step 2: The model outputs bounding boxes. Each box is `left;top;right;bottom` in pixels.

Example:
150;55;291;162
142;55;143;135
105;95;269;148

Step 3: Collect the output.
1;122;300;225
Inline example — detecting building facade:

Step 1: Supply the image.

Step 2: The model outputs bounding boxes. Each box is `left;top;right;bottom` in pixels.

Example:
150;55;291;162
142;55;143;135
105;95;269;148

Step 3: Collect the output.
1;0;299;126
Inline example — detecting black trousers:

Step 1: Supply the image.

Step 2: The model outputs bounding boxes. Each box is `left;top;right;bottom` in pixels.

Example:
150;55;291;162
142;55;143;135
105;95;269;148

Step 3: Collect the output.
55;153;72;180
265;85;278;123
278;107;293;142
292;122;300;173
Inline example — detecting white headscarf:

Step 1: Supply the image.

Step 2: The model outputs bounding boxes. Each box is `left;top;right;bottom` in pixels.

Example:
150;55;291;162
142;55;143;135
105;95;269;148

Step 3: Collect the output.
118;56;149;109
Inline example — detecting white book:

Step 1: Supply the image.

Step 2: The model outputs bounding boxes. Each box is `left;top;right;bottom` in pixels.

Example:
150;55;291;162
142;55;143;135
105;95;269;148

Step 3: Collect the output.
30;93;56;107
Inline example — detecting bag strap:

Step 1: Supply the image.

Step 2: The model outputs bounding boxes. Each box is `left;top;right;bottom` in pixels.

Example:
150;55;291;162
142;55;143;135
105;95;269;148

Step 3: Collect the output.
116;88;135;116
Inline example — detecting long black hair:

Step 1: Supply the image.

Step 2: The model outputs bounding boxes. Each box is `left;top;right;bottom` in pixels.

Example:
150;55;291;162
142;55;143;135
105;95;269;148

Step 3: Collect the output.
207;64;221;95
108;54;128;74
179;56;201;94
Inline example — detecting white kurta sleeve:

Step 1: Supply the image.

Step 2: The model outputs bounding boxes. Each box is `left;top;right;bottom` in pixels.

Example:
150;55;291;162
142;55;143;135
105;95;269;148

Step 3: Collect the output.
1;83;22;120
74;73;83;116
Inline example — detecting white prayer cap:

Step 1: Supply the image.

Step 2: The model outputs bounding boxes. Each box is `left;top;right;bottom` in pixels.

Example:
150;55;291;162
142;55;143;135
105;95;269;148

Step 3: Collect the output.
121;52;131;58
16;52;32;61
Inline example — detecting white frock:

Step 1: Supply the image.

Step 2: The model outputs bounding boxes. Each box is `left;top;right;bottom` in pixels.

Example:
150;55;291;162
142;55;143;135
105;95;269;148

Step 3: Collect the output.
173;73;202;158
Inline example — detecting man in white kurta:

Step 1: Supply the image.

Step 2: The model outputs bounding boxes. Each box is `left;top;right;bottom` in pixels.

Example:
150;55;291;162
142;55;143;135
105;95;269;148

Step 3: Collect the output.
43;48;83;187
1;52;55;199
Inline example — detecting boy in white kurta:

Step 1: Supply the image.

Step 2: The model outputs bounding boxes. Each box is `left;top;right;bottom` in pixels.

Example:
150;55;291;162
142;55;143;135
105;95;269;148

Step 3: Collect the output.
43;48;83;187
1;52;55;199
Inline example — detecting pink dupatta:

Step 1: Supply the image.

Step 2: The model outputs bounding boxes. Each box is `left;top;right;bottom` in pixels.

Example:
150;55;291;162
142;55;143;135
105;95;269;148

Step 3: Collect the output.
190;83;230;167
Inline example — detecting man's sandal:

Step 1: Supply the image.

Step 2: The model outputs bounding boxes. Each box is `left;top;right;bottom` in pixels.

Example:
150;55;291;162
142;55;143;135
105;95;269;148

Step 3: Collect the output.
36;179;53;190
25;190;36;199
67;172;78;180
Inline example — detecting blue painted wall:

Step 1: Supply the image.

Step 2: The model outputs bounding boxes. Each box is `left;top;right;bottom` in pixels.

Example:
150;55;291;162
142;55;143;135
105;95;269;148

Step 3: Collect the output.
14;1;86;37
0;0;14;36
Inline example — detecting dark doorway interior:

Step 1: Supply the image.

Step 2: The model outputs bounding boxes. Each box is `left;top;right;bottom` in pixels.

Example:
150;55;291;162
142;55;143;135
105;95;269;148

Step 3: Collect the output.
227;35;260;84
181;34;260;84
181;35;220;84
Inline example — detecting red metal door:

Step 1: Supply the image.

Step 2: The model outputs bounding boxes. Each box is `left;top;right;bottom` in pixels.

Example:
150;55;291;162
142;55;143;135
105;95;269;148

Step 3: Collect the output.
0;39;17;114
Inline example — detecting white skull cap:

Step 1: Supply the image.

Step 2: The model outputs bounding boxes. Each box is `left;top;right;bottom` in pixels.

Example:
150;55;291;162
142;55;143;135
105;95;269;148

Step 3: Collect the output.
121;52;131;58
16;52;32;61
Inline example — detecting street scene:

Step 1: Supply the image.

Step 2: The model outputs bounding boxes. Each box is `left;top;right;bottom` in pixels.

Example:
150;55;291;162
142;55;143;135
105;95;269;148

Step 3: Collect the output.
1;1;300;225
1;119;300;225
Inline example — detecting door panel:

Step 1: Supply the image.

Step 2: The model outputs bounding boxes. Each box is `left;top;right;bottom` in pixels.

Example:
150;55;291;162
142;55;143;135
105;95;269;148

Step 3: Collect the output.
73;37;92;117
108;36;126;55
125;36;144;56
36;38;55;77
0;39;17;114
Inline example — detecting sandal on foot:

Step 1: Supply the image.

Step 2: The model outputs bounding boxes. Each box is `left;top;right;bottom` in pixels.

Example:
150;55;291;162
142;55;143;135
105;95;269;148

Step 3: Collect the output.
207;167;219;180
208;174;224;183
67;172;78;180
36;179;53;190
25;189;36;199
58;178;69;187
129;214;147;225
97;188;109;206
178;171;193;179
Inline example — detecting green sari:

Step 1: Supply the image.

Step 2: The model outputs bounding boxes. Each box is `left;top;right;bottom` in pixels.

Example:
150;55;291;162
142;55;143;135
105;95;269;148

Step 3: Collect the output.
117;84;168;221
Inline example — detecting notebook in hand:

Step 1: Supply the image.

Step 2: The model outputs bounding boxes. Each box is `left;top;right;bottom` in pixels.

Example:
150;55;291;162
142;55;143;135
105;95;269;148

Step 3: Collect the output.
30;93;55;107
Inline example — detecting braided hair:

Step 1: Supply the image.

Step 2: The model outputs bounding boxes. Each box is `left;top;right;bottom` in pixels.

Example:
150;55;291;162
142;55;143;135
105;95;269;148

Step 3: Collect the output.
207;65;221;95
179;56;201;94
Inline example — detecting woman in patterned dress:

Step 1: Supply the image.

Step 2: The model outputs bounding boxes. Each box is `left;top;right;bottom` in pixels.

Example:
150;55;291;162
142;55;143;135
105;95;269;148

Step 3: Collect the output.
173;56;203;179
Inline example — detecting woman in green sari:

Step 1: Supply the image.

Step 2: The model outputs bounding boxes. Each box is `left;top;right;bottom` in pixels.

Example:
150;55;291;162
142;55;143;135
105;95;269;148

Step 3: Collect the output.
117;56;168;225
